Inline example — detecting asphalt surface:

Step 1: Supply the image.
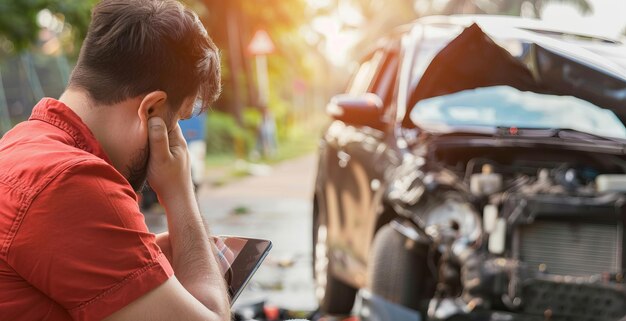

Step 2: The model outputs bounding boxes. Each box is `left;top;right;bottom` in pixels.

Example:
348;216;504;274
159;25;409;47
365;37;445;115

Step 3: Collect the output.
144;154;318;312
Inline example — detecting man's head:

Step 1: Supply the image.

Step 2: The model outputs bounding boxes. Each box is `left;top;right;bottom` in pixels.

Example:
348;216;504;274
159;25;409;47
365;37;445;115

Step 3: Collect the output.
66;0;220;191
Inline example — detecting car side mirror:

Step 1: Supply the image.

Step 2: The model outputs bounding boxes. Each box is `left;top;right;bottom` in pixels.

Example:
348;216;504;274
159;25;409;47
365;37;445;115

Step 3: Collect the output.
326;93;385;129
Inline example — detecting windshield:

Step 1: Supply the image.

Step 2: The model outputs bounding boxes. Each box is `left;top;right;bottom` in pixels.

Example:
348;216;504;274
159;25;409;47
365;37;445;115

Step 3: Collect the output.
409;86;626;139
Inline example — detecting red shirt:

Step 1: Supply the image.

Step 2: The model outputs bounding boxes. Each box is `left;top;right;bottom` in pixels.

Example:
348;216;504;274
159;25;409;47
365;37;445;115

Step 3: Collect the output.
0;98;174;321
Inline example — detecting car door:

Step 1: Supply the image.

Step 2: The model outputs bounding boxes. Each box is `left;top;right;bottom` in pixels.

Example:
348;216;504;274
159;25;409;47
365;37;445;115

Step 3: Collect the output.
323;46;400;287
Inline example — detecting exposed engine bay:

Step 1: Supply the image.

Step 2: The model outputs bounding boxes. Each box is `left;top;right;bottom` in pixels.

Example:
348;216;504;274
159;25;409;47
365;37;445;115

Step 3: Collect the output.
388;139;626;321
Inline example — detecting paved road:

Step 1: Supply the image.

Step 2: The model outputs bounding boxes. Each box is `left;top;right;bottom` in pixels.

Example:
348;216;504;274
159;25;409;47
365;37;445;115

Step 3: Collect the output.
145;154;318;311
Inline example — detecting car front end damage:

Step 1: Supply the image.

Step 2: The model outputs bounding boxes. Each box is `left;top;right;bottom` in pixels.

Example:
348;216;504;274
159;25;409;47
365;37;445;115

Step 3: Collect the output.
373;20;626;321
382;134;626;321
321;17;626;321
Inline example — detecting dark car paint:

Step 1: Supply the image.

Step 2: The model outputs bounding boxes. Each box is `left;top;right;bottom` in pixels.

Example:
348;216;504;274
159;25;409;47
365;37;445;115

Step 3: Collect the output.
315;16;626;292
315;122;400;286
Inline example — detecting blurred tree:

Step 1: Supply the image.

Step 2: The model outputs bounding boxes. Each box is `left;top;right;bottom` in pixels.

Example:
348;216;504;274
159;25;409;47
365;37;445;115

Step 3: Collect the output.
195;0;313;121
0;0;94;55
0;0;94;135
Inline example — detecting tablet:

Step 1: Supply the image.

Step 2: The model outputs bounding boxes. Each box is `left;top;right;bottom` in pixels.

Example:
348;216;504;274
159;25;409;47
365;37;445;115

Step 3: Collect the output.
212;236;272;304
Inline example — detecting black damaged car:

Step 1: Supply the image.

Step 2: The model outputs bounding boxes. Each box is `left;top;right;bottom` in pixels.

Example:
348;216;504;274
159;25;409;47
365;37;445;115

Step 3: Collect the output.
312;15;626;321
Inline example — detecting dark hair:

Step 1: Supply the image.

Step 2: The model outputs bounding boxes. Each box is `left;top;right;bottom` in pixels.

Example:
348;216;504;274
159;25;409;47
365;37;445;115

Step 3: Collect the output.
69;0;220;112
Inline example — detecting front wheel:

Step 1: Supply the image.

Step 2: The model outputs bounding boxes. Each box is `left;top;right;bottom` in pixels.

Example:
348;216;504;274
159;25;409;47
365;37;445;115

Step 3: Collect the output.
367;223;434;313
313;196;357;315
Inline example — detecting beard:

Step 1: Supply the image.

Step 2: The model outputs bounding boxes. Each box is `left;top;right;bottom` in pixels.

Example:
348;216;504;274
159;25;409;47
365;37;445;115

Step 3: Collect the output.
127;144;150;193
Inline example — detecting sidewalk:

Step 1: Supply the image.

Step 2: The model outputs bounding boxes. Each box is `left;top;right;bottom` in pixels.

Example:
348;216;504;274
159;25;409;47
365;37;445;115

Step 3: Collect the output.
147;153;319;311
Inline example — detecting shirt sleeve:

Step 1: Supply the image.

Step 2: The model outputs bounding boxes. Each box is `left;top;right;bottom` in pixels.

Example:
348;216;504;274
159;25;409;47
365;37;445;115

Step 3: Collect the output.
7;159;174;321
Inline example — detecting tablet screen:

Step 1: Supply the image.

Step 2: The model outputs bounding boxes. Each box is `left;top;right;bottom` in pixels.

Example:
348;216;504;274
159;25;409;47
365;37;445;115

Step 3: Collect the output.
213;236;272;304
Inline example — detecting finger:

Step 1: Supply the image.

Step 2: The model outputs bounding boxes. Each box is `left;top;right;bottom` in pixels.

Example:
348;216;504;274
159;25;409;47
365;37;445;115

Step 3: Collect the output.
167;122;188;148
148;117;171;161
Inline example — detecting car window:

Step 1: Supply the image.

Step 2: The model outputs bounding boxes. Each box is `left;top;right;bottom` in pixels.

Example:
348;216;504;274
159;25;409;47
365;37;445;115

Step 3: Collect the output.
347;49;399;109
410;86;626;139
347;51;384;95
371;53;399;106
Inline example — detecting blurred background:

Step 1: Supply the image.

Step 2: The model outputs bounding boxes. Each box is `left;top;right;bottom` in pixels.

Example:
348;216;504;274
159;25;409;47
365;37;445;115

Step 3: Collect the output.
0;0;625;318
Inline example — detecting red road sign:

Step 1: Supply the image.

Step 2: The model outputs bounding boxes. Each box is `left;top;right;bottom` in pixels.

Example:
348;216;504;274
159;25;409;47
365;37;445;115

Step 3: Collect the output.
248;29;275;56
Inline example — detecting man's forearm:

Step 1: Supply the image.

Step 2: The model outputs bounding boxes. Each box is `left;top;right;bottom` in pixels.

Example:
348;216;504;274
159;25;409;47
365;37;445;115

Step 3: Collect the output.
161;190;229;316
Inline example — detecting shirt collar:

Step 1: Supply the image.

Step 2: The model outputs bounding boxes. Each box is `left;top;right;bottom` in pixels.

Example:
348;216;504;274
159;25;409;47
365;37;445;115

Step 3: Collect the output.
29;98;113;165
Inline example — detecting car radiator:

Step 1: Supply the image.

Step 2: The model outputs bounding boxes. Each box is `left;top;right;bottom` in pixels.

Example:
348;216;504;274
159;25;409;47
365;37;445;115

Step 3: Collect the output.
517;220;622;276
516;220;626;320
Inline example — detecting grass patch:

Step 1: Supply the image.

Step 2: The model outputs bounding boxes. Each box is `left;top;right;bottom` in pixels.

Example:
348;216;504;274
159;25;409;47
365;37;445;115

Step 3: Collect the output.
230;205;250;215
265;123;321;164
204;113;326;186
205;153;240;167
206;115;327;181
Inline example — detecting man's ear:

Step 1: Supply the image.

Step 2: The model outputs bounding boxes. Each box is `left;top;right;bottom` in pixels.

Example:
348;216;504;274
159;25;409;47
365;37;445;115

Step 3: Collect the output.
138;91;168;124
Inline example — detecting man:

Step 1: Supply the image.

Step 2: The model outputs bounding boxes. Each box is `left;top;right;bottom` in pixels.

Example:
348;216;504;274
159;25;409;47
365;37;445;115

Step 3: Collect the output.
0;0;230;320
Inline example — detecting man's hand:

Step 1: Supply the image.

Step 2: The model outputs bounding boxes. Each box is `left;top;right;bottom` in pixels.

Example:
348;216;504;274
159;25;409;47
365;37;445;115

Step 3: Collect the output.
104;117;230;321
136;116;230;319
147;117;194;202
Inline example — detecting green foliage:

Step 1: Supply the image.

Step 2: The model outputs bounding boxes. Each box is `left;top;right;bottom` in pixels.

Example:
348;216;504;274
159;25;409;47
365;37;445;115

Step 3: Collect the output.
0;0;95;54
242;107;262;129
205;111;255;154
197;0;313;114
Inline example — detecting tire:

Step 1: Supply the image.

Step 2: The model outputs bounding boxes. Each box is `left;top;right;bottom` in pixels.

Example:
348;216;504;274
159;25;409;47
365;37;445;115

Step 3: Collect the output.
312;195;357;315
367;223;434;313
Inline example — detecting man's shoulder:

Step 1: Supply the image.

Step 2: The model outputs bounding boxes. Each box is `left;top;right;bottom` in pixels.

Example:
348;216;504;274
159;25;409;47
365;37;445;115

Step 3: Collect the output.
0;121;121;199
0;122;135;260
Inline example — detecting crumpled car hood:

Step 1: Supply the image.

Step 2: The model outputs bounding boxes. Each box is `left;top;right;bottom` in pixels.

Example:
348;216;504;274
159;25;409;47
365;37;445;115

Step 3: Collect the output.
406;23;626;126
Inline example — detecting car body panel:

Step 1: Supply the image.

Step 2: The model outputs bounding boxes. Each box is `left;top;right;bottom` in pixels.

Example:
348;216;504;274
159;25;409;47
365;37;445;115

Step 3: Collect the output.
316;14;626;299
317;122;395;286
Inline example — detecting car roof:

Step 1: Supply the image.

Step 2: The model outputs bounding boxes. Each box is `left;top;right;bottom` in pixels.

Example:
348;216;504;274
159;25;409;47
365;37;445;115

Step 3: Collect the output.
411;15;626;79
425;15;622;43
